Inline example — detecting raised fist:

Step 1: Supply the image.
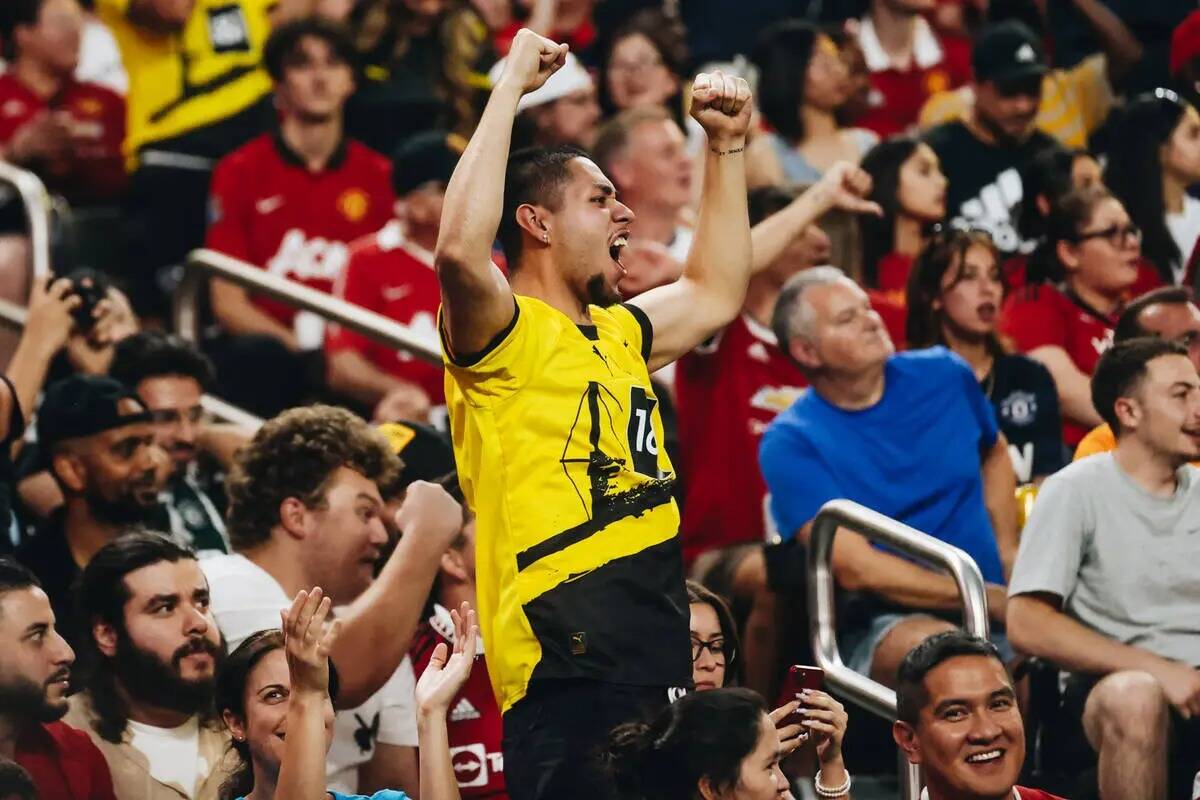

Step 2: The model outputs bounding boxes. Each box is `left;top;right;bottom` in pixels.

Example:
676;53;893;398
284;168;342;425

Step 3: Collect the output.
689;70;752;144
498;28;569;96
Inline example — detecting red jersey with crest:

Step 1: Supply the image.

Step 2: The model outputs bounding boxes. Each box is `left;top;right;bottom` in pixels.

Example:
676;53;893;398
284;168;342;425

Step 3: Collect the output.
0;74;125;204
206;132;394;331
410;608;506;798
676;315;807;563
1000;283;1118;446
326;221;445;402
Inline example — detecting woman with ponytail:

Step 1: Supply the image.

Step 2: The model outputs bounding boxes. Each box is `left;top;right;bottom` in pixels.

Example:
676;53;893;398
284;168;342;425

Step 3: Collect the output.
216;589;476;800
605;687;851;800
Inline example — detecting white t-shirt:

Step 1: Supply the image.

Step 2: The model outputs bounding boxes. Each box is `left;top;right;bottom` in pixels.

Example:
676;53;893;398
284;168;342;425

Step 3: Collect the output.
201;555;419;795
78;16;128;95
1166;195;1200;284
127;717;206;799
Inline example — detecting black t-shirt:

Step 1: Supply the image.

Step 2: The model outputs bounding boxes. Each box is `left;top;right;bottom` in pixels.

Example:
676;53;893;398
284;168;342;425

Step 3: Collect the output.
0;375;24;553
14;510;84;650
985;353;1066;483
924;121;1063;253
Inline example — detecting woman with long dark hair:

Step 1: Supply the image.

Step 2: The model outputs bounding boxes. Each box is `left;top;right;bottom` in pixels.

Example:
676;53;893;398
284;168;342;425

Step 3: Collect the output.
906;229;1065;483
998;186;1141;447
746;21;877;190
605;687;851;800
1104;89;1200;286
858;137;948;299
217;589;475;800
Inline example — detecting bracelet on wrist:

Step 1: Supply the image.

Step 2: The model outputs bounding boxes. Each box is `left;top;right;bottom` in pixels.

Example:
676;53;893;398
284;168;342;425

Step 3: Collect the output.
814;769;852;798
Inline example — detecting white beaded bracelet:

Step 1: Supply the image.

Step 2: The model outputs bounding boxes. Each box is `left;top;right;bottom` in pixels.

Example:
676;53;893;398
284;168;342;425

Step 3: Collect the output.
814;769;852;798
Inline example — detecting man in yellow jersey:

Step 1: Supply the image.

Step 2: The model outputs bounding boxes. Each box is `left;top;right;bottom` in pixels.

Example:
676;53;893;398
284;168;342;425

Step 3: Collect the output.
1075;286;1200;460
434;27;877;800
95;0;304;315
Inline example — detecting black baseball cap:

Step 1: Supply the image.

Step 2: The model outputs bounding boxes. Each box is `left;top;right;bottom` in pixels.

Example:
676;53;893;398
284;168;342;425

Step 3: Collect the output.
377;421;459;498
973;20;1047;87
37;375;151;450
391;131;465;197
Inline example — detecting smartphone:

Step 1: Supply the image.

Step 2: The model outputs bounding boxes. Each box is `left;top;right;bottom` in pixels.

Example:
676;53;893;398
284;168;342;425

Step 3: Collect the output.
776;665;825;727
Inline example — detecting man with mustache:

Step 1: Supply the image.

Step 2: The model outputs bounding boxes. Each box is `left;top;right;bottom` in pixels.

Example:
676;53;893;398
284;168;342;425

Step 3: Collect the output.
1008;337;1200;799
65;532;229;799
16;375;167;650
110;332;252;555
0;557;116;799
924;21;1063;254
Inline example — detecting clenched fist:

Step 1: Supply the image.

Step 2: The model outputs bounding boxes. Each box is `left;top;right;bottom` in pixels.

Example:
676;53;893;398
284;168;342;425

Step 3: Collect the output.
690;70;752;145
496;28;569;96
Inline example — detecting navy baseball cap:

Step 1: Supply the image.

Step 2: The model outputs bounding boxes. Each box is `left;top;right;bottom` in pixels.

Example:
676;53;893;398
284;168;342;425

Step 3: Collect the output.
37;375;151;450
973;21;1048;87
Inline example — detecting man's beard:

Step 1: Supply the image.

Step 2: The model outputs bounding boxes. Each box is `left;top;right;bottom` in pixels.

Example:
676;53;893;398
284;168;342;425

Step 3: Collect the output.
111;630;225;716
86;483;158;527
586;274;621;308
0;668;70;723
976;108;1032;147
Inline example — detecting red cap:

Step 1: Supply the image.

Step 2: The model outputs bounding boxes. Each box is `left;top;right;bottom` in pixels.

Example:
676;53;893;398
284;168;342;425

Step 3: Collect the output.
1171;11;1200;76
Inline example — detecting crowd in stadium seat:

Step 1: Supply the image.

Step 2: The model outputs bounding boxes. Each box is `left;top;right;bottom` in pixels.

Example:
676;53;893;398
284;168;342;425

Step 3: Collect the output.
0;0;1197;798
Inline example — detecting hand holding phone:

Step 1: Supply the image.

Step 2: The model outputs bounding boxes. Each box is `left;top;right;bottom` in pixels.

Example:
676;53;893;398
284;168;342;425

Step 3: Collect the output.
777;664;825;726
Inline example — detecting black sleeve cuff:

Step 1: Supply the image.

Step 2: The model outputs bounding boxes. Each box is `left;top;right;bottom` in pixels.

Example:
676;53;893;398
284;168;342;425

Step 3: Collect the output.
441;299;520;368
622;302;654;364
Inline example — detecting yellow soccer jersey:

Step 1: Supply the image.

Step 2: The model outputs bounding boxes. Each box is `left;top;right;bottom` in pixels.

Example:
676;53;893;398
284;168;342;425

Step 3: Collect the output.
443;295;691;713
97;0;274;162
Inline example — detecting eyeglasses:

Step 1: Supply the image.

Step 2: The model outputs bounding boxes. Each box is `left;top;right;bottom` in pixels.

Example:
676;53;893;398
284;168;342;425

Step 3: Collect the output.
1074;223;1141;247
691;637;730;664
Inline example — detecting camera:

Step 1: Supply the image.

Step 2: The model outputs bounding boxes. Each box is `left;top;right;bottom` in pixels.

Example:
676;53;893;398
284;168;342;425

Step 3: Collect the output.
62;268;110;332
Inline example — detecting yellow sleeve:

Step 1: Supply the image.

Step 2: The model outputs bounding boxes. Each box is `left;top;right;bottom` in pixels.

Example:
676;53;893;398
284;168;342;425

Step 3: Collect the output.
1066;54;1113;136
441;295;561;403
1073;423;1116;461
94;0;131;15
918;87;970;130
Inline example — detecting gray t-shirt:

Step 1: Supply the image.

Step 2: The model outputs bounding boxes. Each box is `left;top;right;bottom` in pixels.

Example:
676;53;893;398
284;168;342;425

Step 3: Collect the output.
1008;453;1200;666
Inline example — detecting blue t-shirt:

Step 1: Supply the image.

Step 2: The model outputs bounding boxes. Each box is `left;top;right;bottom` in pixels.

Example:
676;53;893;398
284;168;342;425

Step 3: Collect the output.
237;792;408;800
759;347;1005;584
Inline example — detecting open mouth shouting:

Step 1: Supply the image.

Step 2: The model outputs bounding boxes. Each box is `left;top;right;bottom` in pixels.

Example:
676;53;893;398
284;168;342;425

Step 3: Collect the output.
609;231;630;267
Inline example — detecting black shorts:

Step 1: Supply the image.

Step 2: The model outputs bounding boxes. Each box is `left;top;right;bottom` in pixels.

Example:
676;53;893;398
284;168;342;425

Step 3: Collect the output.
1056;672;1200;799
502;679;675;800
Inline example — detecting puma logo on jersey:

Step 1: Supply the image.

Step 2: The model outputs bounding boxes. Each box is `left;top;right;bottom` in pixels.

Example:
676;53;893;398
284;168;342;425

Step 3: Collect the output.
267;229;349;281
449;698;481;722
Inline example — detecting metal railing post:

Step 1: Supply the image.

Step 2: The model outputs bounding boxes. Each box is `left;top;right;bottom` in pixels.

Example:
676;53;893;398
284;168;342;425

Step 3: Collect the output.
176;249;442;363
807;499;991;799
0;163;53;283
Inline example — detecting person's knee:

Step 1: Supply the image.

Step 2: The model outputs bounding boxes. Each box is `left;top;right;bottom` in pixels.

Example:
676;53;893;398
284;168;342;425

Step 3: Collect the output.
869;617;955;685
1083;671;1169;750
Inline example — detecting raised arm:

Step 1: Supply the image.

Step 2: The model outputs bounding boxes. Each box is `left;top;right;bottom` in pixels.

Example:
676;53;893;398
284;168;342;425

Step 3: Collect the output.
414;602;477;800
436;29;566;358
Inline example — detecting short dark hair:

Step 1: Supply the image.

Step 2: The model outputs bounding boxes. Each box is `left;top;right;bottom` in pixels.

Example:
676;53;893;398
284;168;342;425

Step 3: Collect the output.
0;758;36;800
498;145;589;266
1114;286;1195;342
0;558;39;607
748;185;803;227
263;16;356;82
1090;337;1189;435
226;405;400;549
109;331;216;392
896;630;1005;725
0;0;41;58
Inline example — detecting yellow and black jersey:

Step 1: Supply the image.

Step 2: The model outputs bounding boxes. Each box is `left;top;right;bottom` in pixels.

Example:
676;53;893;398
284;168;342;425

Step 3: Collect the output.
443;295;691;714
96;0;274;162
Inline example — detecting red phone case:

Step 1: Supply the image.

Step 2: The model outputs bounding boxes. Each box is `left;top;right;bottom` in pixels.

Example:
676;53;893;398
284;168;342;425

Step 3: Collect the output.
777;665;825;726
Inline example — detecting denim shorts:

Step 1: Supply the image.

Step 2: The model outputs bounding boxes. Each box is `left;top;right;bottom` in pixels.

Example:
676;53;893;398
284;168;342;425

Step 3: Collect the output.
838;613;1013;676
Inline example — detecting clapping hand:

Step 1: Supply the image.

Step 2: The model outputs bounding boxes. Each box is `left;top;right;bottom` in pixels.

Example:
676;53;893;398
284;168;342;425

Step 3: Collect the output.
280;587;342;697
415;601;478;716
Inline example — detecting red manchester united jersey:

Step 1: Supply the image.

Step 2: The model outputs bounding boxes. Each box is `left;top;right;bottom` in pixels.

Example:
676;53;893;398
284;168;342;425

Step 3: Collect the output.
676;315;807;563
206;132;394;334
326;221;445;402
1000;283;1117;446
410;607;506;798
0;74;126;204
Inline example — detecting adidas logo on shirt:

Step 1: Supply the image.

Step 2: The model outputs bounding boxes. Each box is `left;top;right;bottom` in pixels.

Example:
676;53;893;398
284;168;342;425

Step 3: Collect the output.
450;698;481;722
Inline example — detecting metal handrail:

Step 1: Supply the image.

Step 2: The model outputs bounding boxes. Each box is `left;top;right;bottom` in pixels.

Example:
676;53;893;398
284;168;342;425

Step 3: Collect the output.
0;297;263;429
0;162;53;282
177;248;442;363
807;499;991;799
